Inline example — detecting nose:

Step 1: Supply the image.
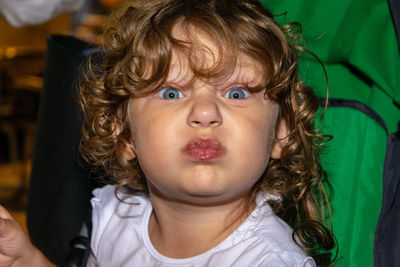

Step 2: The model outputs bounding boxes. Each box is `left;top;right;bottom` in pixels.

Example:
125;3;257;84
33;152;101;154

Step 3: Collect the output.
187;94;222;128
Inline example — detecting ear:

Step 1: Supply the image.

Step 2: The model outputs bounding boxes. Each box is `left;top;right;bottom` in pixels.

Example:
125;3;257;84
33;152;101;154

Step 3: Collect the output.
271;119;289;159
113;122;136;161
121;142;136;161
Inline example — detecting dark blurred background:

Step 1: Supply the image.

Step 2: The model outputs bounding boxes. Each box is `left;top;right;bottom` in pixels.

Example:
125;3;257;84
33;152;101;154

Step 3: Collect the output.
0;0;125;238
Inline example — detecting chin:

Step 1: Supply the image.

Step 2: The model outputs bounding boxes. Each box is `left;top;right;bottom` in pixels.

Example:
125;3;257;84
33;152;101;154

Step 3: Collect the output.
179;187;248;206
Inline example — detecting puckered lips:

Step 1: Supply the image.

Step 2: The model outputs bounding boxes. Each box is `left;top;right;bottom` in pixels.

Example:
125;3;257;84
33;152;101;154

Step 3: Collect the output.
183;138;226;161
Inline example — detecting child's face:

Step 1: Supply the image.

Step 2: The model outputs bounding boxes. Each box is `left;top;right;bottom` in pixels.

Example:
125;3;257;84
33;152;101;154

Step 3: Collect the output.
124;30;286;205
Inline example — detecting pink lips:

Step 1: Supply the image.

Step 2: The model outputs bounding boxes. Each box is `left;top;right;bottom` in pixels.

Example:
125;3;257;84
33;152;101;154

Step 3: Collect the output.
183;138;225;161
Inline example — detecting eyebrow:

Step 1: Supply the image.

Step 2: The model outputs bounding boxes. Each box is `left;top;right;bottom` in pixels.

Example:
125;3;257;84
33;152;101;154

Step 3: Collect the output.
164;53;264;88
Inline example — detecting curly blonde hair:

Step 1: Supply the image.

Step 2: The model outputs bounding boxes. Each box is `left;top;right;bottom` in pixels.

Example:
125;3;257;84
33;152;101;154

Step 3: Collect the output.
79;0;335;264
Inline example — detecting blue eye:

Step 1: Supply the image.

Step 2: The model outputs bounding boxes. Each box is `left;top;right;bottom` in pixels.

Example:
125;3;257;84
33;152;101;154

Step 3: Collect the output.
157;87;184;99
224;88;250;99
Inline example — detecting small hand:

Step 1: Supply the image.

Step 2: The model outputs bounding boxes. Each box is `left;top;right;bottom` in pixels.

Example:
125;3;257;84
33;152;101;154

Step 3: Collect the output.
0;205;51;267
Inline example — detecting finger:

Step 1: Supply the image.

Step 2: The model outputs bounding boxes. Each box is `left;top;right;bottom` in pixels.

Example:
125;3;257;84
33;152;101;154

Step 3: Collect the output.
0;206;17;237
0;205;14;220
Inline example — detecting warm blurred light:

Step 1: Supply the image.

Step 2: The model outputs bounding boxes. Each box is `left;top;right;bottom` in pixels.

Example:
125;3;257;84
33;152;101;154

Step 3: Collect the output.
99;0;126;7
5;47;17;59
12;75;43;91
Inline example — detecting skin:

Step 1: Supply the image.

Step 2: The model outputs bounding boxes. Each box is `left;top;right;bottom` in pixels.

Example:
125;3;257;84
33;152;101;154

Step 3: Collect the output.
123;27;288;258
0;205;51;267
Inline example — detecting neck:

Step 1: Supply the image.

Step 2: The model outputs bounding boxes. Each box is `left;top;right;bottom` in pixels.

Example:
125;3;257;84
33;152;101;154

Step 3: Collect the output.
148;190;255;259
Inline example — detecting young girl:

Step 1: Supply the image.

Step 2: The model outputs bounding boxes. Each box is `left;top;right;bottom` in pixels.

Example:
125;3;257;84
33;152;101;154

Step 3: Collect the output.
0;0;334;266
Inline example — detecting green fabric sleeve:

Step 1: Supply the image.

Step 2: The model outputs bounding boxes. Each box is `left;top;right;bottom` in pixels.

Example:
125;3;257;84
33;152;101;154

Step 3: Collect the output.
261;0;400;132
258;0;400;265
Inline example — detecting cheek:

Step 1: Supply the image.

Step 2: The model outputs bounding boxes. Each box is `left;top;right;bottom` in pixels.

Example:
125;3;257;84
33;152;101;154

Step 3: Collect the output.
131;111;182;173
235;109;277;158
231;111;278;184
245;125;275;174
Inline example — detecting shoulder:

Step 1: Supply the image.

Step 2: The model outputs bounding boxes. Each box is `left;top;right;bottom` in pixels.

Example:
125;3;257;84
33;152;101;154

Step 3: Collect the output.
90;185;150;254
230;197;315;267
256;246;315;267
91;184;149;214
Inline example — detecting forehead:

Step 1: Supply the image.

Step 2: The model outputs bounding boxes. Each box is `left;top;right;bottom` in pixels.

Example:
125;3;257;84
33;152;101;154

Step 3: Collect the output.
168;24;265;86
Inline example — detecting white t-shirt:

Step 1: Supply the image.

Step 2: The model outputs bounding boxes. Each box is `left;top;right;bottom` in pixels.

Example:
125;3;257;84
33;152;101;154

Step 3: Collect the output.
87;185;315;267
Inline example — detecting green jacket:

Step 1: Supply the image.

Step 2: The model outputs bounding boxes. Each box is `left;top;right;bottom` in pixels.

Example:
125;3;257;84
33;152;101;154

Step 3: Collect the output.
260;0;400;266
